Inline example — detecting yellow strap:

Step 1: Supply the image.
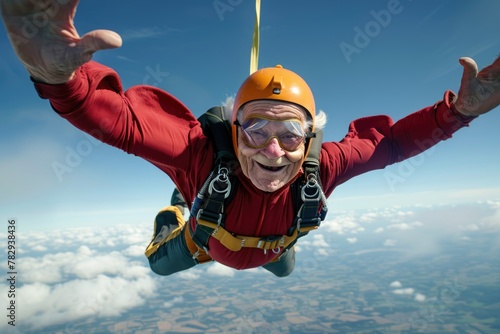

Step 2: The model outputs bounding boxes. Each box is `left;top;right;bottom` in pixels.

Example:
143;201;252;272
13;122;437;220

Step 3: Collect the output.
249;0;261;74
184;224;213;264
198;218;318;252
145;225;184;258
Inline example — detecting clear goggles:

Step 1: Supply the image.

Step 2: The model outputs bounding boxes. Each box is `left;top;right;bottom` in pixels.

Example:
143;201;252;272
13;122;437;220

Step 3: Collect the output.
235;116;312;151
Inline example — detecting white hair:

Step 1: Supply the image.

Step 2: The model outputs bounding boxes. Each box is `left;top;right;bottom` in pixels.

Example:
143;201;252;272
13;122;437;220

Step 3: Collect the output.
222;95;327;131
222;95;235;120
309;110;327;131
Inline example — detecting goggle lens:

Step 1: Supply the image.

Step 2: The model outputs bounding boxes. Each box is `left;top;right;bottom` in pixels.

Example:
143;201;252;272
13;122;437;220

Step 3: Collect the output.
239;118;306;151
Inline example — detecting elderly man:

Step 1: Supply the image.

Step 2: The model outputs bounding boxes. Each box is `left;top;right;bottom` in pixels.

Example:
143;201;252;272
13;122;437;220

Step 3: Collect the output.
2;0;499;277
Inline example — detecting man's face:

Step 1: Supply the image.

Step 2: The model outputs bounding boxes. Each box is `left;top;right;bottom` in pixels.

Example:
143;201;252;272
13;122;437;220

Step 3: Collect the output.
236;100;307;192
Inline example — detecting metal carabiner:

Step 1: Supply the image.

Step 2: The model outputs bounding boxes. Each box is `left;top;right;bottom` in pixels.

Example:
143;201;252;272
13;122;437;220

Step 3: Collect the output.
301;174;320;202
208;167;232;199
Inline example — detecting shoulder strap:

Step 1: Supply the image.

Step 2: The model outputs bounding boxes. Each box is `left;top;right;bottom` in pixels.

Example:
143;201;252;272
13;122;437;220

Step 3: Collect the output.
189;106;238;250
287;129;327;245
304;129;323;174
197;106;235;162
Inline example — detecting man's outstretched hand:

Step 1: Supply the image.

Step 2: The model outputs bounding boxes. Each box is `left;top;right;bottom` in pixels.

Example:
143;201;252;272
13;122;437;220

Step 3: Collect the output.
454;56;500;117
1;0;122;84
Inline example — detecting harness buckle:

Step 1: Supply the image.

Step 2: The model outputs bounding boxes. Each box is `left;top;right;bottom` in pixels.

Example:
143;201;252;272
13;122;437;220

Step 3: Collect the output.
301;174;320;202
301;173;329;212
196;209;223;226
208;166;231;199
192;249;200;260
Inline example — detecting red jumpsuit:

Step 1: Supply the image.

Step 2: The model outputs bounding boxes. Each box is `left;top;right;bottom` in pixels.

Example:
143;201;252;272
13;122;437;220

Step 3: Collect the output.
34;61;473;272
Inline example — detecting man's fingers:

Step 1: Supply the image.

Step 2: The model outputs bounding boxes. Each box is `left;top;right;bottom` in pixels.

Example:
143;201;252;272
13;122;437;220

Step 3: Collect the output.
477;55;500;82
79;30;122;54
0;0;79;19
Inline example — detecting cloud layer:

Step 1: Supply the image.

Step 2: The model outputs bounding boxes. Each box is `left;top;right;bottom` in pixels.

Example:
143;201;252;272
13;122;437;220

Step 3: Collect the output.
0;200;499;331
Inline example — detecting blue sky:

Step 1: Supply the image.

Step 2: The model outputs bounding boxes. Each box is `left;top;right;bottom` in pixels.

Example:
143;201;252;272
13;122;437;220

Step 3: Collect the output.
1;0;500;231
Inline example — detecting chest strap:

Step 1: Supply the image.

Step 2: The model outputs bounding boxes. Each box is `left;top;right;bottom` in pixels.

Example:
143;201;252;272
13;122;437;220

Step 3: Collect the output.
196;217;319;253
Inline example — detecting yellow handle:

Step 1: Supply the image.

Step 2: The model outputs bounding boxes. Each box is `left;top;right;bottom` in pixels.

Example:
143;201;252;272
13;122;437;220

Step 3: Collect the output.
250;0;261;74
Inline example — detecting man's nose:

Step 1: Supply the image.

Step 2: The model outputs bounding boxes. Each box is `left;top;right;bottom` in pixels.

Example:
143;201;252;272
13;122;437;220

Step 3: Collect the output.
260;137;285;158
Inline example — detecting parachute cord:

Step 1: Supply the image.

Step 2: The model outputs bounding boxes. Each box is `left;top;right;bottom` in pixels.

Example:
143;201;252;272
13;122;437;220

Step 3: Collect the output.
250;0;261;74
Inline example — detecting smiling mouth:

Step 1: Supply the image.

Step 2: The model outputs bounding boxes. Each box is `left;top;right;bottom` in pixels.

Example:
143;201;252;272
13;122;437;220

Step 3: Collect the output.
257;162;285;172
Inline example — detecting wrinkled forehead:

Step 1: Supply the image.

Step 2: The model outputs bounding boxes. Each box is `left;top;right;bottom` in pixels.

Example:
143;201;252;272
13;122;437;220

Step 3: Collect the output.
240;100;307;122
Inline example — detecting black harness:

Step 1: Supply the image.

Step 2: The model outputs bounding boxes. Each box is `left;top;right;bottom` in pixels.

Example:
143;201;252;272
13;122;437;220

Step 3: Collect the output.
189;106;327;259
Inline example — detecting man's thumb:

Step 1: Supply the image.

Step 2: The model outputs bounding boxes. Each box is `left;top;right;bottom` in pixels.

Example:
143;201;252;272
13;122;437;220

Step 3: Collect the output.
459;57;479;83
79;29;123;54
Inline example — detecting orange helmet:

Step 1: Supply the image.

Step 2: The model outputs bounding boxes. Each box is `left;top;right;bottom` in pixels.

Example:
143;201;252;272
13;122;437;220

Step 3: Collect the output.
232;65;316;155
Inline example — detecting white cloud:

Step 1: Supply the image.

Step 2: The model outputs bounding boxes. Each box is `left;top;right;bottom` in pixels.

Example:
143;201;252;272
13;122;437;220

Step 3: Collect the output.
392;288;415;295
19;225;151;252
31;244;48;252
316;248;329;256
163;296;185;308
388;223;412;230
390;281;420;299
359;212;378;222
415;293;426;302
461;224;480;231
16;275;156;330
312;234;329;248
121;26;186;41
4;200;500;332
177;268;204;280
481;208;500;231
206;262;236;277
384;239;397;247
123;244;147;257
19;248;148;283
324;215;360;235
122;27;166;40
389;281;402;288
387;221;422;230
68;252;140;279
245;267;263;274
77;245;94;256
395;210;415;218
0;224;159;332
18;254;66;284
323;220;342;234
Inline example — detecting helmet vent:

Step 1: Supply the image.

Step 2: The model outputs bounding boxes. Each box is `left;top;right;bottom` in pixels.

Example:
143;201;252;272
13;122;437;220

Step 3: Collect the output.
273;88;281;94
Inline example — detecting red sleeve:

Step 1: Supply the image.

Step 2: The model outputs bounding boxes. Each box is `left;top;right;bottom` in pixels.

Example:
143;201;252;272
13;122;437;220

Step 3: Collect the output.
320;91;476;197
33;61;213;204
